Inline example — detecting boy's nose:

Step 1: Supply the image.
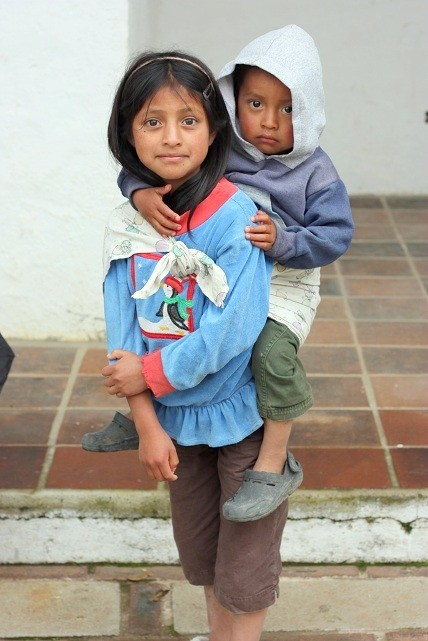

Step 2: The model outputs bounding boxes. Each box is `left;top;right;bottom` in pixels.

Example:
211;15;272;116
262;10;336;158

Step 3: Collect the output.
261;110;278;130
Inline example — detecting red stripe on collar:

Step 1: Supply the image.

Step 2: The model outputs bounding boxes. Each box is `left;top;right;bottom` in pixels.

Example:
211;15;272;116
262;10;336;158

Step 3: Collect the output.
176;178;238;235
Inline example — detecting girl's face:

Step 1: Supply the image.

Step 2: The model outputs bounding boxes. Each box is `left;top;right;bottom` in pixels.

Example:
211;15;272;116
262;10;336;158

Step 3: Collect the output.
131;85;216;191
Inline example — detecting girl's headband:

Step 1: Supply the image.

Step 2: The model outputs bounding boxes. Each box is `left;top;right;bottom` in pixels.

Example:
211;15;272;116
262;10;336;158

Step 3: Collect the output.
128;56;215;99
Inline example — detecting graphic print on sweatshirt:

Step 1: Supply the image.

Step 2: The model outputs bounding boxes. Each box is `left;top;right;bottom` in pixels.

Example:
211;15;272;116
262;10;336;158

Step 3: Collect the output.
130;253;196;340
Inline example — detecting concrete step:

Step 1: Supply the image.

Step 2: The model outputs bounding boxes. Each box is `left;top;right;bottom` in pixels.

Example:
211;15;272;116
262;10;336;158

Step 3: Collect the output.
0;565;427;639
1;489;427;564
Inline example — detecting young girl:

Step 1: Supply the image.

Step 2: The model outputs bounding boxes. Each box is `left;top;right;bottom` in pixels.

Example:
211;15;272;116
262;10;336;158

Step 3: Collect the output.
102;50;290;641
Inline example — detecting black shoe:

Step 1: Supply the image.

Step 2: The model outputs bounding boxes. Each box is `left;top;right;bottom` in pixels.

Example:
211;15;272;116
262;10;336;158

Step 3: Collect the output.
82;412;139;452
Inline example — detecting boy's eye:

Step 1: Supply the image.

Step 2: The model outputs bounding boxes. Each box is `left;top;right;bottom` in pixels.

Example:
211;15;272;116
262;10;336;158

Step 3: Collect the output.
282;105;292;114
250;100;262;109
182;117;197;126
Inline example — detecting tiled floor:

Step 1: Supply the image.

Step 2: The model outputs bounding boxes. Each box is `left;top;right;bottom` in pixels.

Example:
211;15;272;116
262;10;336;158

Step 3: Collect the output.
0;196;427;491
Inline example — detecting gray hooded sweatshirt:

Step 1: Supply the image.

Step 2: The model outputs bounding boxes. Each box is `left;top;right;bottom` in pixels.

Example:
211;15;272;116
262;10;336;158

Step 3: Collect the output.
216;24;353;269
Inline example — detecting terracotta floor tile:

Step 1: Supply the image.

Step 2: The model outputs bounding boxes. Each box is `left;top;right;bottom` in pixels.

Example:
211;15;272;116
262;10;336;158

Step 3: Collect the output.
350;196;383;208
390;448;428;488
371;376;428;408
80;348;109;374
393;210;428;224
349;298;428;321
379;410;428;446
345;242;405;258
46;447;157;489
396;224;428;242
58;409;120;444
352;225;396;241
351;209;389;222
0;377;67;408
309;376;369;408
306;320;353;345
320;262;337;275
355;321;428;345
290;410;380;447
316;298;346;319
363;347;428;374
10;346;76;374
338;258;412;276
414;258;428;277
299;346;361;374
406;242;428;258
319;277;341;296
386;196;428;209
293;448;391;488
0;409;54;444
344;277;424;297
0;446;46;489
69;376;128;409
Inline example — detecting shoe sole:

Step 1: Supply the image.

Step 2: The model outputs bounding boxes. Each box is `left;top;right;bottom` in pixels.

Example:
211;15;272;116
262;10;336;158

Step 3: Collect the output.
81;437;139;452
222;472;303;522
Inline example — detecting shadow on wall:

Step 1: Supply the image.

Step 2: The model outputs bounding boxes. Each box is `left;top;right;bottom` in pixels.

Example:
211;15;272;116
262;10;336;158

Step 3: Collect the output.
0;335;14;393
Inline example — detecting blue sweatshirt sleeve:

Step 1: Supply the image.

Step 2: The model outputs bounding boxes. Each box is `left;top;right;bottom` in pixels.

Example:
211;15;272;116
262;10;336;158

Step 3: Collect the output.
144;205;272;394
118;168;149;205
104;259;146;357
266;179;354;268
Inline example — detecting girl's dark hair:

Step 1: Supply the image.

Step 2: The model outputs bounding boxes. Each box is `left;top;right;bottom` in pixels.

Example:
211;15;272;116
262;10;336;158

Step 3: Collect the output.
233;64;251;106
108;51;232;216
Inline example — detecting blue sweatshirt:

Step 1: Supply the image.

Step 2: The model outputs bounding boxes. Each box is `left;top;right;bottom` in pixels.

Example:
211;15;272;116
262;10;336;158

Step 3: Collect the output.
118;25;354;270
104;179;273;447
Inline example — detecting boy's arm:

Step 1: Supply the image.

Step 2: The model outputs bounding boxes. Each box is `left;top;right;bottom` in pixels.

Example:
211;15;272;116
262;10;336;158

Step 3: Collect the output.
265;180;354;269
118;168;181;235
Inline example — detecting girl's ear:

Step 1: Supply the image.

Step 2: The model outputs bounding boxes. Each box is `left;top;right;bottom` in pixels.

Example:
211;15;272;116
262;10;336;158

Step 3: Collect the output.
208;130;217;146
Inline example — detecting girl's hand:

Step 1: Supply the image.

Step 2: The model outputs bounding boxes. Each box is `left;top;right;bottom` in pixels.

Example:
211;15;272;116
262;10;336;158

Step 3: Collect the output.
102;349;147;397
139;425;179;482
133;186;182;236
244;211;277;251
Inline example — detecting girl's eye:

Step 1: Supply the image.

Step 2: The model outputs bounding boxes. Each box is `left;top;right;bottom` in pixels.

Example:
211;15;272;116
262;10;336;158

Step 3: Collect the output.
182;117;197;126
145;118;160;127
282;105;292;114
250;100;262;109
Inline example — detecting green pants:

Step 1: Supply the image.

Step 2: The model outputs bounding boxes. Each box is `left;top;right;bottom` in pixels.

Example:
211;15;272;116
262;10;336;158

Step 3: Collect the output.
251;319;313;421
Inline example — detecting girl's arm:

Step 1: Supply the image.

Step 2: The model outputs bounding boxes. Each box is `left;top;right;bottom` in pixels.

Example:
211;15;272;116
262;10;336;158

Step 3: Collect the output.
118;168;180;235
104;260;178;481
128;391;178;482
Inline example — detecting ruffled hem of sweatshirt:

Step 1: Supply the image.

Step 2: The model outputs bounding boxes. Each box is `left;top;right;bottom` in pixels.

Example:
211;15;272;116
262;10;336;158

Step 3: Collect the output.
153;380;263;447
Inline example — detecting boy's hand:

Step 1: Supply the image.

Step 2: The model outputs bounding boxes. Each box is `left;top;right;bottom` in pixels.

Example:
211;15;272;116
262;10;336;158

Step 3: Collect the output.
139;425;179;482
245;211;277;251
102;349;147;397
133;186;182;236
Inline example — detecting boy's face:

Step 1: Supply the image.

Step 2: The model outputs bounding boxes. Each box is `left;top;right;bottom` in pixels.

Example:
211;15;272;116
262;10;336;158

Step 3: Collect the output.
237;67;294;155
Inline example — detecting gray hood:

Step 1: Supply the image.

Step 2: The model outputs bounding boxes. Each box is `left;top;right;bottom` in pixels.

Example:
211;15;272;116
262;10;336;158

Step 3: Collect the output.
217;25;325;169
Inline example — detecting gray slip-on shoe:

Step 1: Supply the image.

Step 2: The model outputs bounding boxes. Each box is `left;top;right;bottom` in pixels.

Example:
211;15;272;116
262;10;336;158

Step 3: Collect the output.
81;412;139;452
222;451;303;522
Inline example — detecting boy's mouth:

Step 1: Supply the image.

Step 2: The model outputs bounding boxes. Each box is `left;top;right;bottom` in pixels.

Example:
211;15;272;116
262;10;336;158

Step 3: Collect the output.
256;135;278;144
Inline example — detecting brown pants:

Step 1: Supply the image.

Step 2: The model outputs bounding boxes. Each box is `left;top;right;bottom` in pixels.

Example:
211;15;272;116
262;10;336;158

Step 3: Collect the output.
169;427;288;613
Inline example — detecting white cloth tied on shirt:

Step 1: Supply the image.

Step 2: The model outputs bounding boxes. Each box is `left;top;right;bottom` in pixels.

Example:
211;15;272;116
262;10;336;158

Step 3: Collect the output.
103;202;229;308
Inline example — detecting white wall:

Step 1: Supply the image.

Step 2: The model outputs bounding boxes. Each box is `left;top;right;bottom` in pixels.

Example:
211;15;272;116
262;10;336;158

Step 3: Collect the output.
0;0;129;340
129;0;428;195
0;0;426;340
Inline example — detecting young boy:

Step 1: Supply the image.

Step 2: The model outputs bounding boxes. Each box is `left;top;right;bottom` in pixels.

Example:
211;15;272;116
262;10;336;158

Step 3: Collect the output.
84;25;354;522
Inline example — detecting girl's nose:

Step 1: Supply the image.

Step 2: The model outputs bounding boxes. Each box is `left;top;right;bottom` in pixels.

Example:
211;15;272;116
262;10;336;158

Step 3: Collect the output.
162;122;182;146
261;109;278;130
